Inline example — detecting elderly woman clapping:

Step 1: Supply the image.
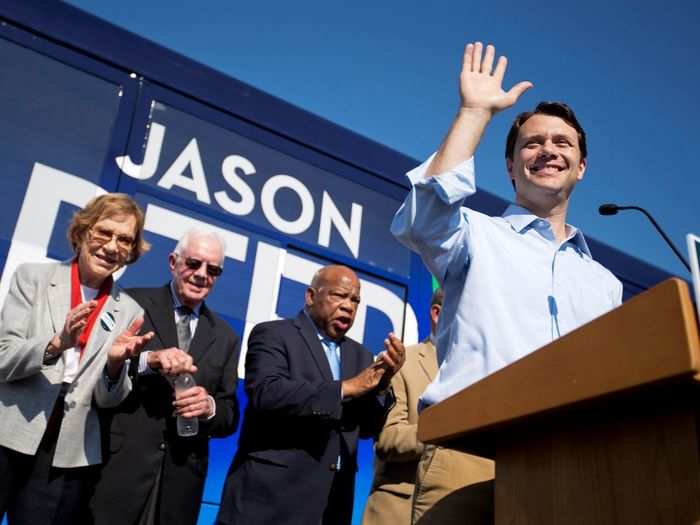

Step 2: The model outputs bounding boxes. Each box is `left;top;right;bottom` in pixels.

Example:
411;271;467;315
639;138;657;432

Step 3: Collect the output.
0;193;154;524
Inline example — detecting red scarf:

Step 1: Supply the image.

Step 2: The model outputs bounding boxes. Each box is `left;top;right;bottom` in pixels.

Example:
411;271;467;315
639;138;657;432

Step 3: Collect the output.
70;258;113;359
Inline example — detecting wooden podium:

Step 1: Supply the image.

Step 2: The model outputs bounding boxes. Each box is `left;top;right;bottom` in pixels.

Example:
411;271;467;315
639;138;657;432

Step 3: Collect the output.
418;278;700;524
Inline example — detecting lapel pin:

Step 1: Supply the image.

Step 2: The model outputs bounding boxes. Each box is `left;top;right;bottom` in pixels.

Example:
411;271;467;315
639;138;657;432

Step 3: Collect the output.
100;311;116;332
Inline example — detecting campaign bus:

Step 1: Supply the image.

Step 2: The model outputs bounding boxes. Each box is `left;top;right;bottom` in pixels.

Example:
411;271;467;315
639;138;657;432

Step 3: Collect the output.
0;2;671;522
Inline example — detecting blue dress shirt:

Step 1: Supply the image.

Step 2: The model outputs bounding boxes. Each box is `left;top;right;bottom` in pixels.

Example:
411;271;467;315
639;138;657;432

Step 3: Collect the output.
391;155;623;408
320;337;341;381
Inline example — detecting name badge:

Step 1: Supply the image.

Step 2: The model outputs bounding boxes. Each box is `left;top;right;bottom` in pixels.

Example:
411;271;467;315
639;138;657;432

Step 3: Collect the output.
100;311;116;332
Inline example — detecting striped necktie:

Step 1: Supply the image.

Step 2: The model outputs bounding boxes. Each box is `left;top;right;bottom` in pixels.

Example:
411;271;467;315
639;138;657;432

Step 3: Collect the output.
176;306;193;352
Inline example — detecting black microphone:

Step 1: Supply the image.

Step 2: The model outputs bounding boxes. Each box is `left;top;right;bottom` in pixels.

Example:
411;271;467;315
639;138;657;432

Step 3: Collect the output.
598;203;690;273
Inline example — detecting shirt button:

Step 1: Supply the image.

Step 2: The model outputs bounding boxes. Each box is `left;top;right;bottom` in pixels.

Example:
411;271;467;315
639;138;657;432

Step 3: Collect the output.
159;442;167;451
329;463;338;471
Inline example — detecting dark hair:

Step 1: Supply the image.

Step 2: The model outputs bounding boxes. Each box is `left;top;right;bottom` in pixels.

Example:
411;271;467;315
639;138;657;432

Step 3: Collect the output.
505;101;587;161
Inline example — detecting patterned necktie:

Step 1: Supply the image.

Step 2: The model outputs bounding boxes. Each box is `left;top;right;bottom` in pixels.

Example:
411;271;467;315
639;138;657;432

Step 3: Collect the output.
176;306;193;353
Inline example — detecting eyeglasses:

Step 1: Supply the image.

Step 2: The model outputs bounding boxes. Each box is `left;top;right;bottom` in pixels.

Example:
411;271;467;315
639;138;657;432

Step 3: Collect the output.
88;227;135;252
183;257;223;277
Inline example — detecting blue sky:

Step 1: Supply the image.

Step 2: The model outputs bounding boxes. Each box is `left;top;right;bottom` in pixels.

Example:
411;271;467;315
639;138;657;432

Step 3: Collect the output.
67;0;699;277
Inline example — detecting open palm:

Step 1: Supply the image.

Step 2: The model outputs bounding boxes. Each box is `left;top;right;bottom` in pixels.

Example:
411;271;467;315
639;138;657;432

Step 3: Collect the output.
109;317;153;361
460;42;532;114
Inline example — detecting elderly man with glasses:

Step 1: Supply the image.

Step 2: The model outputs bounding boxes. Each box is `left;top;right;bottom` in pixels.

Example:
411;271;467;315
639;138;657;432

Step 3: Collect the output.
90;229;241;525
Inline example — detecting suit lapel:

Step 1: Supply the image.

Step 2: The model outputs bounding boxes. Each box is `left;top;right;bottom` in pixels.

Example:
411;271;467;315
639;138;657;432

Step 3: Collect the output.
417;341;438;381
189;303;216;363
145;285;179;350
294;311;334;382
339;339;357;381
46;262;71;333
79;284;122;369
143;285;216;362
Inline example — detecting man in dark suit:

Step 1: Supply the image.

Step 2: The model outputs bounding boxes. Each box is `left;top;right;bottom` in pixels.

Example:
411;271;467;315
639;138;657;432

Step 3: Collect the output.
216;264;406;525
90;229;241;525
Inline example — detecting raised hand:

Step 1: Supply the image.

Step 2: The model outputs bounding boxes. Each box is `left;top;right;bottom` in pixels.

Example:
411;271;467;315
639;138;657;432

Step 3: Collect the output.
50;300;98;353
374;332;405;391
106;317;154;378
341;361;387;399
340;333;406;399
459;42;532;115
427;41;533;176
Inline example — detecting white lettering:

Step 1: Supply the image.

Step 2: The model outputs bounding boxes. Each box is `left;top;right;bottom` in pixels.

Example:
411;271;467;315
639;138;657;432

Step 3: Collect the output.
260;175;314;235
318;191;363;258
143;203;248;262
346;279;418;346
214;155;256;216
157;138;211;204
115;125;369;260
116;121;165;180
239;242;287;377
1;165;415;378
0;163;106;304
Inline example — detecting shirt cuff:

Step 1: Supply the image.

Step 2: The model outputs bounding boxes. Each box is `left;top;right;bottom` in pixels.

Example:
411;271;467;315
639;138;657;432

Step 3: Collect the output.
203;395;216;420
104;359;129;391
138;351;157;375
408;154;477;205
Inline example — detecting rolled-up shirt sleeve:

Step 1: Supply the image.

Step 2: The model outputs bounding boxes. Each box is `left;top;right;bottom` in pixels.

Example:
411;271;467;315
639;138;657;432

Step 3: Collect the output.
390;155;477;284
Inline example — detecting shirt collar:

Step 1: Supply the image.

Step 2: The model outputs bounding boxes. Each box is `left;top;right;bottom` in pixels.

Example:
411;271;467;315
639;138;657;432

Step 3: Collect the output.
501;204;592;258
169;281;202;317
502;203;540;233
567;228;592;258
303;310;342;346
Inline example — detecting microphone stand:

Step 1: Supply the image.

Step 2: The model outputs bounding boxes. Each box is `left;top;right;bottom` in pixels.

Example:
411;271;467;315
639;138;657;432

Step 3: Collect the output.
599;203;690;273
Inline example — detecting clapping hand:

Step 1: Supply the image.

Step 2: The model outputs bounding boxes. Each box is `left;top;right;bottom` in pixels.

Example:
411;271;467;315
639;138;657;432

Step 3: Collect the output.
50;300;98;353
374;333;405;391
341;333;406;398
106;317;154;378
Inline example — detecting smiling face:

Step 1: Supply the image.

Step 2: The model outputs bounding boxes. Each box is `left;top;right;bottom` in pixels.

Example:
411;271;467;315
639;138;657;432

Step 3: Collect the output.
169;234;224;309
78;214;137;288
507;114;586;207
305;266;361;341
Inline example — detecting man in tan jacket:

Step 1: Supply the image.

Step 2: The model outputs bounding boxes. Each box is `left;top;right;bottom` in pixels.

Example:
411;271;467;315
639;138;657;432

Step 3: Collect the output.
362;288;444;525
362;287;494;525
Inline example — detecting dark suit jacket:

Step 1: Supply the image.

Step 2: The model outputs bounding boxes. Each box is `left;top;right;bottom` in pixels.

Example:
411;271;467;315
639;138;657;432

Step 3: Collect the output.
216;311;392;525
90;285;241;525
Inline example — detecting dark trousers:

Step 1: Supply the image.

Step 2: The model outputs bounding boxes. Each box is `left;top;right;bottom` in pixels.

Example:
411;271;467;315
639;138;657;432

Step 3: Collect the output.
0;392;96;525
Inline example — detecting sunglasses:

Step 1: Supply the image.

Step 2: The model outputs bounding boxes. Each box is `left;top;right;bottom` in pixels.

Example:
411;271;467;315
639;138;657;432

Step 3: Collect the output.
183;257;223;277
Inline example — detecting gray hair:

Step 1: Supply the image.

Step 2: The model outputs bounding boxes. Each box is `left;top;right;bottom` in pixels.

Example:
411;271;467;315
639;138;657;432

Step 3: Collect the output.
173;229;227;267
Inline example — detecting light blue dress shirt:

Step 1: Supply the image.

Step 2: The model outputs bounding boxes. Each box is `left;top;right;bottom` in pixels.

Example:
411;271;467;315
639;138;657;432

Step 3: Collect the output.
303;311;342;380
305;312;342;469
320;337;341;381
391;155;623;408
